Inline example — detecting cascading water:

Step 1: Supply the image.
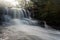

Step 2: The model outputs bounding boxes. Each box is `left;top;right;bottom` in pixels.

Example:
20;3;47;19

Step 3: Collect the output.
1;7;60;40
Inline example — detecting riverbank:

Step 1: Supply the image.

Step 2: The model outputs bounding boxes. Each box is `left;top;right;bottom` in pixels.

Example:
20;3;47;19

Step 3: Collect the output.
46;21;60;30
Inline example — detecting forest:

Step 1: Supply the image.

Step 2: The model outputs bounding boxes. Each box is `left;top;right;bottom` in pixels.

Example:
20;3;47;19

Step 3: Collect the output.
0;0;60;30
0;0;60;40
25;0;60;30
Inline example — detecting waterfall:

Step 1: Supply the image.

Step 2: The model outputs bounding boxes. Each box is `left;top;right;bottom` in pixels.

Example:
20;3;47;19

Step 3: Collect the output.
2;7;34;25
0;7;60;40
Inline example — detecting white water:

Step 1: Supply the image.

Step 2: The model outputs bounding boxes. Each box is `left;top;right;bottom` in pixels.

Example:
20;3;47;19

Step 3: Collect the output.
0;8;60;40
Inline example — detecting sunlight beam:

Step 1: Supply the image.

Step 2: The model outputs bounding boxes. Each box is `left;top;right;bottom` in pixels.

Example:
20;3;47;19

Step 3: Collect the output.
26;0;30;2
4;0;19;7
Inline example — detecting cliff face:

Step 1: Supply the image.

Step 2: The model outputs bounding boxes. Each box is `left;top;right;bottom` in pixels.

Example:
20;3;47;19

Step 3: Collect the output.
0;7;4;25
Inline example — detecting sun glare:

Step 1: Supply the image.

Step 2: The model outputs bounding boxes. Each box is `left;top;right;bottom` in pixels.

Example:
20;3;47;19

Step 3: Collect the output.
26;0;30;2
4;0;19;6
0;0;30;7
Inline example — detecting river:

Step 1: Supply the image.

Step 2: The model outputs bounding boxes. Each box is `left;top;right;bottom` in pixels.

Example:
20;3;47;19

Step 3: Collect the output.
0;7;60;40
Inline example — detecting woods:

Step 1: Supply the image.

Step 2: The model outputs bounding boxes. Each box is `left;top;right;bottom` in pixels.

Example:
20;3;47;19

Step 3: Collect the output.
26;0;60;30
0;0;60;30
